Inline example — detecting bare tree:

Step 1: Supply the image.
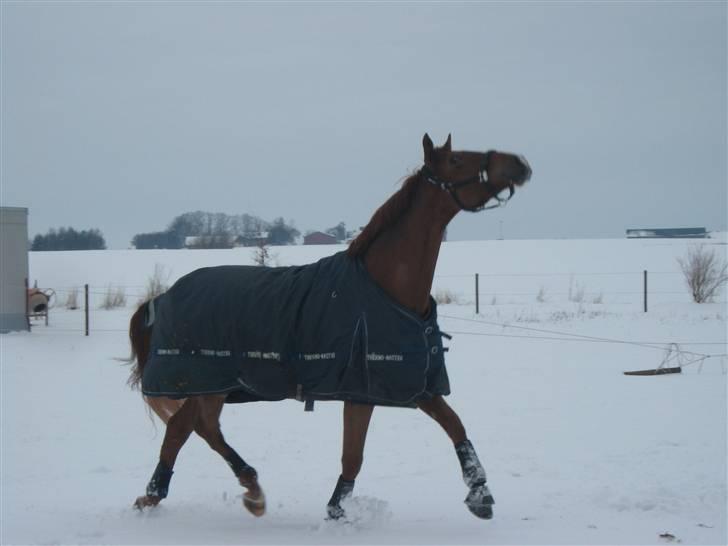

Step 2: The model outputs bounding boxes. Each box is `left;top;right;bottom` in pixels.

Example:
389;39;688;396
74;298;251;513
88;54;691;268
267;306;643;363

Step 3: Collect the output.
101;285;127;309
252;241;271;266
141;264;170;303
65;287;79;310
434;289;458;305
677;245;728;303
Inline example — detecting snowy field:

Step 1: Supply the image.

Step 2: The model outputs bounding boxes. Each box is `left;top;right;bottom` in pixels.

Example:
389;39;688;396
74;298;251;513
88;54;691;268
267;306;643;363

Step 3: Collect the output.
2;237;726;545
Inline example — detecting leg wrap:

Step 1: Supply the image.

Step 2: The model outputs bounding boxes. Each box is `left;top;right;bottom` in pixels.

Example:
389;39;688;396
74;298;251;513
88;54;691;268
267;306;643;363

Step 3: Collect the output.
455;439;487;488
225;450;257;480
326;475;355;520
456;439;495;519
146;461;174;499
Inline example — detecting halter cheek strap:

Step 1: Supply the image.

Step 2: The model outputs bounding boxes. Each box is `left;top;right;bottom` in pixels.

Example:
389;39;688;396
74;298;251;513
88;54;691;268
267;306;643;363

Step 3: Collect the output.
421;155;514;213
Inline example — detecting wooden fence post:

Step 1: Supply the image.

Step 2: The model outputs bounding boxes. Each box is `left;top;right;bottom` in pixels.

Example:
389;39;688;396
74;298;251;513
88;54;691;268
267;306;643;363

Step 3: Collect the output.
85;284;89;336
475;273;480;315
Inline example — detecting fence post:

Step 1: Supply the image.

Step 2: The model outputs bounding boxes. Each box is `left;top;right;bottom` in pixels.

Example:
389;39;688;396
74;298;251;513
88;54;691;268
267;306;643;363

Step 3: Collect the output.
85;284;89;336
475;273;480;315
24;277;30;331
643;270;647;313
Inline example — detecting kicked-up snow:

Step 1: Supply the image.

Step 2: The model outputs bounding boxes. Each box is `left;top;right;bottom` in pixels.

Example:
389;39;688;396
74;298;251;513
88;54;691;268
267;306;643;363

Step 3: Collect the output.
2;237;726;545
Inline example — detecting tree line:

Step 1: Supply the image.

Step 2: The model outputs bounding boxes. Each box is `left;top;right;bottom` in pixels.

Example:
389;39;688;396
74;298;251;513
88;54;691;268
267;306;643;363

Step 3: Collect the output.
30;227;106;251
132;211;301;249
29;212;352;251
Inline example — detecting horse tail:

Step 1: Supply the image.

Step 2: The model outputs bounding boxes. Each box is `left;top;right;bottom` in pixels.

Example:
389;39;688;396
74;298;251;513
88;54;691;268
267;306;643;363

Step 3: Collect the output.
127;299;153;390
127;298;187;425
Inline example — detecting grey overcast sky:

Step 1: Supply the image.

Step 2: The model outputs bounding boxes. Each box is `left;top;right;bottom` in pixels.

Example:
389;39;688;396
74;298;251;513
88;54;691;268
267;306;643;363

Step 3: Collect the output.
1;1;726;248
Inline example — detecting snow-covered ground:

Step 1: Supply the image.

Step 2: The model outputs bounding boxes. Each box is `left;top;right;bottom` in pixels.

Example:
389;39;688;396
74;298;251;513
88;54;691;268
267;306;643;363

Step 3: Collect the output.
2;238;726;545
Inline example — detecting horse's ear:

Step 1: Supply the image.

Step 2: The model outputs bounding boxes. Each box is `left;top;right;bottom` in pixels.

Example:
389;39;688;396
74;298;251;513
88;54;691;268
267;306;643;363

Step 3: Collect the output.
443;134;452;152
423;133;434;163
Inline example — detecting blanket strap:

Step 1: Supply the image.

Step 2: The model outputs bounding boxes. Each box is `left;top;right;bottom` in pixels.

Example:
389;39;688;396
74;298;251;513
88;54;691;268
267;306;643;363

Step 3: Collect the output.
296;384;315;412
144;297;157;327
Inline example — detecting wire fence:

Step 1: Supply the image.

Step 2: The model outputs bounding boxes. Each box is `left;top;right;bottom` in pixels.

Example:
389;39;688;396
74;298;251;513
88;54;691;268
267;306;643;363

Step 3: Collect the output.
437;313;727;374
431;270;727;310
18;272;727;376
16;267;727;337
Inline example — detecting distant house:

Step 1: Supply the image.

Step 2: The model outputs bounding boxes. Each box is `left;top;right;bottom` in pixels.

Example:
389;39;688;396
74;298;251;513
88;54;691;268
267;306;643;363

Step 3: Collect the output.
184;233;271;249
626;227;708;239
345;228;363;244
235;232;269;247
304;231;338;245
184;235;236;249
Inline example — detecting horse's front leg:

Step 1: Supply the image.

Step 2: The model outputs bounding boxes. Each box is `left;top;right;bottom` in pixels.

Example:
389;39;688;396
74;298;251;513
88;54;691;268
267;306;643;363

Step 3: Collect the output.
418;395;495;519
134;397;199;509
326;401;374;519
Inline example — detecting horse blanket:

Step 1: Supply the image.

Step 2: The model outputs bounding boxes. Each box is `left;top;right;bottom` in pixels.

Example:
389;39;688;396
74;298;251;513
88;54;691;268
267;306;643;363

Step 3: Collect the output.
142;251;450;407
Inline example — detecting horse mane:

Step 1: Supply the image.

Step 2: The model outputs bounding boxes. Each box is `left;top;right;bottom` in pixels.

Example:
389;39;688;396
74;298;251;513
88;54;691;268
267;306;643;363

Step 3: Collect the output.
347;169;424;258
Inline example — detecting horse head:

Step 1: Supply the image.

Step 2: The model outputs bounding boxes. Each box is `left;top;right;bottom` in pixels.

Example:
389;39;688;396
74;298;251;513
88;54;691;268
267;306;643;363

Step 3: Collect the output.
422;133;531;213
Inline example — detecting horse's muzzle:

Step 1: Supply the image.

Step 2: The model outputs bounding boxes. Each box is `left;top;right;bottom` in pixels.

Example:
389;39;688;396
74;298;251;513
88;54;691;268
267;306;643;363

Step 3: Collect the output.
516;155;532;184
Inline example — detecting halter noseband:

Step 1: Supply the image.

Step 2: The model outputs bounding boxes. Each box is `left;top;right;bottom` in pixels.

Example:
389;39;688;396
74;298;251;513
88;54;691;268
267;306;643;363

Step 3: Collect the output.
421;151;514;213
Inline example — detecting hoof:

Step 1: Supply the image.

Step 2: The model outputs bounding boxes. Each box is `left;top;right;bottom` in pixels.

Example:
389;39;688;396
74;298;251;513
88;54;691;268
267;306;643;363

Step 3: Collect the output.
243;489;266;517
134;495;162;510
239;472;265;517
326;503;346;521
465;484;494;520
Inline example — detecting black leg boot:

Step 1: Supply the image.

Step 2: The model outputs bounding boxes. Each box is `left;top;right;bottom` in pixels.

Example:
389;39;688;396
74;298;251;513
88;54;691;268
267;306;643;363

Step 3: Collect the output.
455;439;495;519
135;460;174;509
326;475;355;520
146;460;174;499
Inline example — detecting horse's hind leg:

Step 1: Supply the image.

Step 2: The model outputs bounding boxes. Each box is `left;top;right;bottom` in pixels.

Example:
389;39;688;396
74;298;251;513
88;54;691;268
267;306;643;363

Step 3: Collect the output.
134;398;199;509
326;401;374;519
418;395;494;519
193;395;266;517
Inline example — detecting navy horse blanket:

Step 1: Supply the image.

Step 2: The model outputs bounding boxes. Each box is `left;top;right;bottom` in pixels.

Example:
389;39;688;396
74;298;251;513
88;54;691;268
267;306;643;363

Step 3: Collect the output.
142;251;450;407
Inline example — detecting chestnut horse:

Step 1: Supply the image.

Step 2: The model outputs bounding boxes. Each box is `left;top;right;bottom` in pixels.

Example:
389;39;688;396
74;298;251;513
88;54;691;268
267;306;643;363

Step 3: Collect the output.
128;133;531;520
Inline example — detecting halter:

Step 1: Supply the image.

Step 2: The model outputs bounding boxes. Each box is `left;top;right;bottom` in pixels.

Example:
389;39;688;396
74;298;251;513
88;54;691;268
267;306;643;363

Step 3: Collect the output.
421;152;514;213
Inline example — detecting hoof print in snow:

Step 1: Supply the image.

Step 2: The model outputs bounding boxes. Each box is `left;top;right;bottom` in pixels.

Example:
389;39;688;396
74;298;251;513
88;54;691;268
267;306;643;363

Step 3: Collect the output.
322;496;392;529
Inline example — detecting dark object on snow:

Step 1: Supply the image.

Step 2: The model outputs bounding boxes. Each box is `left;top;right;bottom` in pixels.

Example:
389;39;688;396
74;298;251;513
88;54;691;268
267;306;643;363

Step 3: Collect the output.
626;227;707;239
624;367;682;376
142;251;450;407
